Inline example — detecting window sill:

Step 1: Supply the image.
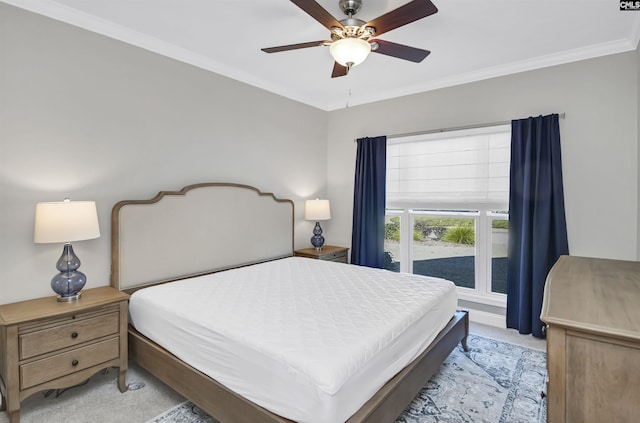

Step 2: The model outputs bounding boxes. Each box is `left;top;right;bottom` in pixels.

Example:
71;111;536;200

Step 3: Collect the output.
457;288;507;308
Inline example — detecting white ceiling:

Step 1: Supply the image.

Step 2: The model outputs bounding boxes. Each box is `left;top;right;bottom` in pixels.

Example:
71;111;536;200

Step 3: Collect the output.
4;0;640;111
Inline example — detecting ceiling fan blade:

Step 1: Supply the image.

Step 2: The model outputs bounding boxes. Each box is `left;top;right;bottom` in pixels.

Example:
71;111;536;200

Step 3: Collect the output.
291;0;344;31
331;62;349;78
365;0;438;37
372;39;430;63
261;41;329;53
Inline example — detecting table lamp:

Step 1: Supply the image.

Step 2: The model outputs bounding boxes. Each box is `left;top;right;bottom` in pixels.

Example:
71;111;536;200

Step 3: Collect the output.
304;199;331;250
34;199;100;301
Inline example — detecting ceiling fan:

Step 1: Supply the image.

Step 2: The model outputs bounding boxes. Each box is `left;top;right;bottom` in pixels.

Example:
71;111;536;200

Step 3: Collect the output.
261;0;438;78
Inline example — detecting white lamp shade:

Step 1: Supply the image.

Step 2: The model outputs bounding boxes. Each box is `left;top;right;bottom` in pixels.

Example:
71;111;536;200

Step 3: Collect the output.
329;38;371;67
304;199;331;221
34;200;101;243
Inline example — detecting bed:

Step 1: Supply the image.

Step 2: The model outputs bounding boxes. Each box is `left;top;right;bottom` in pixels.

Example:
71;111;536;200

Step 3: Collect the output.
110;182;469;423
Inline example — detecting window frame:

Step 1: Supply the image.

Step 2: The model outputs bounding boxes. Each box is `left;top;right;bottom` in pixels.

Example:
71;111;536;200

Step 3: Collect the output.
386;208;507;307
385;124;510;308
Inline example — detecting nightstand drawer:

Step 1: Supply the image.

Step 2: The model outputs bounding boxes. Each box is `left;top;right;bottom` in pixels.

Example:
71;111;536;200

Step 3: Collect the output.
294;246;349;263
323;251;347;262
20;337;120;389
20;311;119;359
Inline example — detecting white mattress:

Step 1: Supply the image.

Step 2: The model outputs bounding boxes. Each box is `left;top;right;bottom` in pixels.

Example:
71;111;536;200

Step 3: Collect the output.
129;257;457;423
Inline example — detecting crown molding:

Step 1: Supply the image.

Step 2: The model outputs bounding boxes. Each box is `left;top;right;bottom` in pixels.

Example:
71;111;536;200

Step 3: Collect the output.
5;0;640;112
329;36;640;111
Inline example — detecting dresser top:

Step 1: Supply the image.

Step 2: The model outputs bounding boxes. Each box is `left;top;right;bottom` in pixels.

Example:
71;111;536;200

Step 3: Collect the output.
541;255;640;341
0;286;129;326
295;245;348;256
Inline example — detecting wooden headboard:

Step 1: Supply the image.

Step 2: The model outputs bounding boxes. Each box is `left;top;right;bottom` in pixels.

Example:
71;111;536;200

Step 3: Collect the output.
111;183;294;292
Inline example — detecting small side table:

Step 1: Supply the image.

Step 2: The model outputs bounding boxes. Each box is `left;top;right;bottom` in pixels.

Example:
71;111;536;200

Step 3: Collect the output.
0;286;129;423
294;245;349;263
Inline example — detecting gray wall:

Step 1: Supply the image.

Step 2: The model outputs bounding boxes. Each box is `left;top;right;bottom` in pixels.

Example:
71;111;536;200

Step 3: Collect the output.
0;4;327;303
1;4;639;305
327;50;640;262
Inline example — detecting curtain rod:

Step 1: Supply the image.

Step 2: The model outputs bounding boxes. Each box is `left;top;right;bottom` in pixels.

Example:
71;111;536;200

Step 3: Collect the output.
355;113;566;141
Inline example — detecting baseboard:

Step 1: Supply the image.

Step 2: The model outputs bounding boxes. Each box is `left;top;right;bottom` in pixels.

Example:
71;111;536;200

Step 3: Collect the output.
467;309;505;328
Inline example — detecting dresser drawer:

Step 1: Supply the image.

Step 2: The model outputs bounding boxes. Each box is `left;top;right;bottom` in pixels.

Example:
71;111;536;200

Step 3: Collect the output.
20;311;119;359
294;246;349;263
20;337;120;389
323;251;347;262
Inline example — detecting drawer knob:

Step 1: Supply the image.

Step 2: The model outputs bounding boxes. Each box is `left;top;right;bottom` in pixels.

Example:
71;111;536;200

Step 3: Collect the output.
71;332;79;339
71;359;79;366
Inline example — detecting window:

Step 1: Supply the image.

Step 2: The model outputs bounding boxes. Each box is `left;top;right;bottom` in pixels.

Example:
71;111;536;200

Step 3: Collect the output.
384;125;510;306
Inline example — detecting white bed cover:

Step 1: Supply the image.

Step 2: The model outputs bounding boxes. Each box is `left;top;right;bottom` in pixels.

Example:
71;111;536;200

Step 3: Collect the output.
129;257;457;423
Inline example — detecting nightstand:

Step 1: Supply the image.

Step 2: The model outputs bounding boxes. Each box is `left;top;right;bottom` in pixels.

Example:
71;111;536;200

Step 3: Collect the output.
0;286;129;423
294;245;349;263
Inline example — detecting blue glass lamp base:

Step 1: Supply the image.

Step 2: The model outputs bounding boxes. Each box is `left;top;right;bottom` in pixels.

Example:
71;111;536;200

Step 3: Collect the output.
310;221;325;251
51;243;87;302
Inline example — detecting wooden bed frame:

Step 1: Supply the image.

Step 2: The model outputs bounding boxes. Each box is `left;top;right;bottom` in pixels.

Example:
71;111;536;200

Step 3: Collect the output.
111;182;469;423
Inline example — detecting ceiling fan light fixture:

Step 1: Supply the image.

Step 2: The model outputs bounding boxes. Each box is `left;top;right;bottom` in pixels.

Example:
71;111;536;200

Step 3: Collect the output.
329;38;371;67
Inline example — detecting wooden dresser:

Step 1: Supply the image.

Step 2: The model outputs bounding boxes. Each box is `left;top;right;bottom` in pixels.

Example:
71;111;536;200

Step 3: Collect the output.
0;286;129;423
540;255;640;423
294;245;349;263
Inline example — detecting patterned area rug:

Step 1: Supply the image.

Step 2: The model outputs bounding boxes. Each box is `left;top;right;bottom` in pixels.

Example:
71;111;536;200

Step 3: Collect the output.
147;334;546;423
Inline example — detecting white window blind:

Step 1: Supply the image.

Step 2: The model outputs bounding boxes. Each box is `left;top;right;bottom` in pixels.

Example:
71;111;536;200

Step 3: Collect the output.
386;125;511;210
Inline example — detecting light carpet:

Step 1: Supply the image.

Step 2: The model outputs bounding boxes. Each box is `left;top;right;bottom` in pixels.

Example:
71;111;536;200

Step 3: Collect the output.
148;334;547;423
